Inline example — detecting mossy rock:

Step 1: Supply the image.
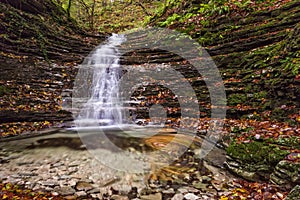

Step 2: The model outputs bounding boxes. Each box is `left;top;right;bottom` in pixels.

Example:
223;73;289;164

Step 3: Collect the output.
225;141;290;181
270;160;300;189
285;185;300;200
224;159;271;181
226;141;289;166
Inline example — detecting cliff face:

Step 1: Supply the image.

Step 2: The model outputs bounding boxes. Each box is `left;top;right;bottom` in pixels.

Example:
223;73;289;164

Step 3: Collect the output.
1;0;299;137
0;0;104;136
147;0;300;120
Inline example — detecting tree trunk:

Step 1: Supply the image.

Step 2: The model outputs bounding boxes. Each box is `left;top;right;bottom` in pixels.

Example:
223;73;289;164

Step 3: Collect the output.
76;0;81;19
66;0;72;17
90;0;96;31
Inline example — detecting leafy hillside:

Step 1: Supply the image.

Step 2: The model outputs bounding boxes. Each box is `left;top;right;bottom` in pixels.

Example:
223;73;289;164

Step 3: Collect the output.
56;0;164;33
0;0;103;61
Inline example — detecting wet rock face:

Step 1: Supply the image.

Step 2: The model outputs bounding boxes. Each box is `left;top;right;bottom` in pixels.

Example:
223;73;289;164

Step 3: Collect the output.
0;59;75;126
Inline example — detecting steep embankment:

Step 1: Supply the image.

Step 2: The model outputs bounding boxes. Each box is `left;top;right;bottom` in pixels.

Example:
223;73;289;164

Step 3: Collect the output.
144;0;300;120
0;0;104;137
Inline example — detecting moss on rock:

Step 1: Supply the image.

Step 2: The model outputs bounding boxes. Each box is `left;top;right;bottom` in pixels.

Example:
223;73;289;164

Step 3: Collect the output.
226;141;289;166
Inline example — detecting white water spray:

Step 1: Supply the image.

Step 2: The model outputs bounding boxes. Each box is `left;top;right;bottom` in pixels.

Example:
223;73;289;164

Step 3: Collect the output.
78;34;126;126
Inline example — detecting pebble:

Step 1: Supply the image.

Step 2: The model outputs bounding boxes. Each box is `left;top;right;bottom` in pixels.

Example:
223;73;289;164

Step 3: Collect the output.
70;174;83;179
51;162;64;168
80;178;93;183
68;179;77;187
55;186;76;196
17;161;34;166
201;176;212;183
200;194;212;199
75;191;87;197
110;194;130;200
32;185;41;191
69;162;80;167
75;181;94;191
87;188;101;194
112;184;132;195
171;193;184;200
17;180;25;185
19;172;38;178
39;180;59;187
91;193;102;199
59;175;70;180
44;187;54;191
162;188;175;194
186;187;199;193
177;188;188;194
184;193;200;200
64;195;77;200
51;191;59;196
140;193;162;200
192;182;207;190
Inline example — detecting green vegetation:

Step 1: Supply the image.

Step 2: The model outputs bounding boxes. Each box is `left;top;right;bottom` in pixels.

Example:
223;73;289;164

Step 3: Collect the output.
226;141;289;166
282;55;299;76
53;0;164;33
228;93;247;106
158;13;181;27
269;136;300;150
231;125;253;134
149;0;282;29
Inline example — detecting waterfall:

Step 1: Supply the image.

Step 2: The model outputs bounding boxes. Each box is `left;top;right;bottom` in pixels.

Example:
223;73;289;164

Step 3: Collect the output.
78;34;126;126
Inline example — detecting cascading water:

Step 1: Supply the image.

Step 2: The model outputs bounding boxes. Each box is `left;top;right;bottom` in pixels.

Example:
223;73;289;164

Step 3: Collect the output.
78;34;126;126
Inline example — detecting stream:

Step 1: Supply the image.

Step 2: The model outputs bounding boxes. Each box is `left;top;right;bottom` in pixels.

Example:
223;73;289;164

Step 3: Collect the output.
0;127;234;199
